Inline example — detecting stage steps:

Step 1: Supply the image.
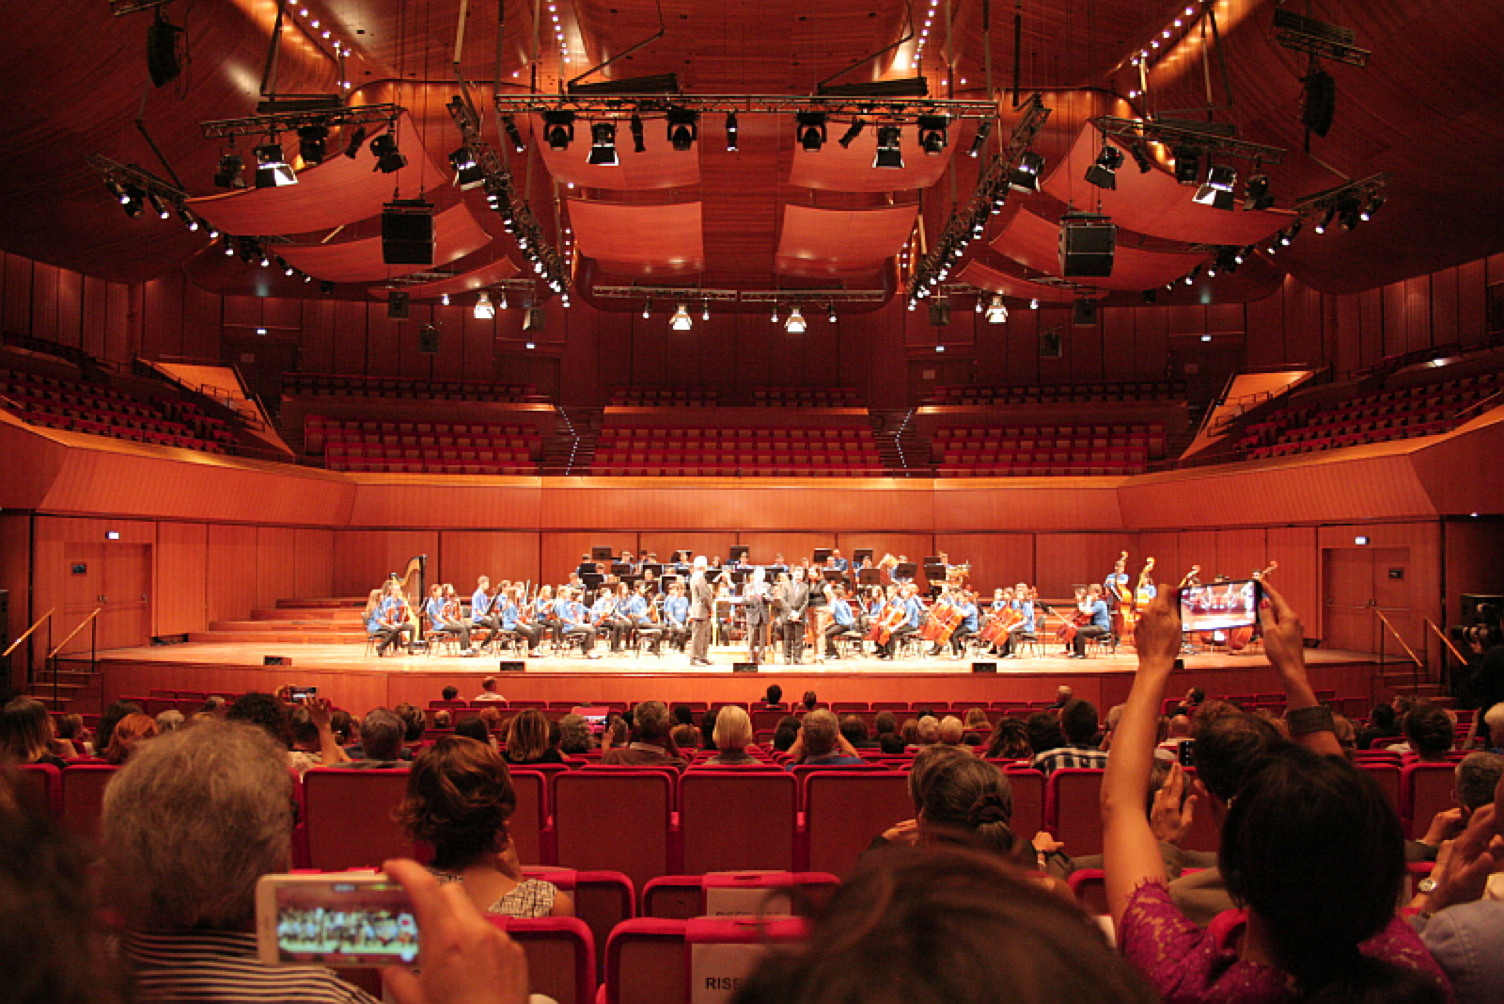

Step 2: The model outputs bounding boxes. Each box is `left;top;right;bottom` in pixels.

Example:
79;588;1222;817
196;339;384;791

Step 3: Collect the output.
191;599;374;643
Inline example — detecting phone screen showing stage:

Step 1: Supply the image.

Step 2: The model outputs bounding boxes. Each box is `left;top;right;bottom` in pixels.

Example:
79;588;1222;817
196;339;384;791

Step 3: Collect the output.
1179;579;1261;633
270;880;419;965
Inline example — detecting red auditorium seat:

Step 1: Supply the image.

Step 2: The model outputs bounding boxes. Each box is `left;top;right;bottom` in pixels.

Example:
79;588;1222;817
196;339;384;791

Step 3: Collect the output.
678;771;799;874
554;771;675;890
1003;767;1046;837
1359;762;1402;812
602;917;807;1004
1047;768;1106;856
508;768;554;865
801;771;912;876
641;871;840;920
300;767;416;870
59;763;117;842
7;763;61;818
483;916;596;1004
1400;761;1457;840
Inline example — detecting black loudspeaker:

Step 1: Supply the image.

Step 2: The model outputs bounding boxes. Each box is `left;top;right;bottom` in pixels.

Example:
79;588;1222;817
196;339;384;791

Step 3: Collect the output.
418;325;439;354
1461;594;1504;625
1059;219;1116;277
522;307;546;332
1072;298;1099;326
1040;329;1062;358
732;662;759;673
1301;67;1336;137
499;660;525;672
147;15;183;88
381;201;435;265
971;661;997;673
387;292;410;319
264;655;292;666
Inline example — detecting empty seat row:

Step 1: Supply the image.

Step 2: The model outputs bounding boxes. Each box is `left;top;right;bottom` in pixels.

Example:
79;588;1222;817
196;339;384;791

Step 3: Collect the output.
283;373;541;403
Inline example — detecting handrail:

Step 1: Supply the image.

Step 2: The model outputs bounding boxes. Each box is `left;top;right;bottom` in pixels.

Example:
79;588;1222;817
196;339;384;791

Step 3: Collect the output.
48;607;103;660
1373;608;1424;670
1424;617;1469;666
3;607;54;658
1452;388;1503;424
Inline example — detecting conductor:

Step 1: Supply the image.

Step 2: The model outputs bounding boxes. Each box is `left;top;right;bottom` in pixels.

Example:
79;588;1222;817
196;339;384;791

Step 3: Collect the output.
689;555;714;666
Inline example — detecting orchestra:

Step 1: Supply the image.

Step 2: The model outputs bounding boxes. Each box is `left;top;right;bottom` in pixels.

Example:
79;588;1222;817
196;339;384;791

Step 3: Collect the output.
360;547;1281;664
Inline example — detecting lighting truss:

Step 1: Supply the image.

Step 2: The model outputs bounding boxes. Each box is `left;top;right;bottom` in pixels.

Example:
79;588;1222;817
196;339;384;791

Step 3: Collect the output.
1292;172;1389;221
445;93;570;295
1272;8;1370;67
592;286;887;306
86;155;186;204
905;93;1052;306
1092;115;1286;166
199;103;405;140
492;93;997;124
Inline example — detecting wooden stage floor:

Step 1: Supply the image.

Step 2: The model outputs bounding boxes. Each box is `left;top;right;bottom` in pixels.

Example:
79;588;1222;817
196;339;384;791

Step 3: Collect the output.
82;639;1399;716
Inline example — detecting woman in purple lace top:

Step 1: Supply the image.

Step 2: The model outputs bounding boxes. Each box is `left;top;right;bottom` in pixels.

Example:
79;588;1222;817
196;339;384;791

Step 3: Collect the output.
1102;586;1450;1002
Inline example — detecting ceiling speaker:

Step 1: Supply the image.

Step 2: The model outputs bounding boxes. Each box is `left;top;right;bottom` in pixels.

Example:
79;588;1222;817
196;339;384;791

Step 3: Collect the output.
381;200;435;265
1059;215;1116;278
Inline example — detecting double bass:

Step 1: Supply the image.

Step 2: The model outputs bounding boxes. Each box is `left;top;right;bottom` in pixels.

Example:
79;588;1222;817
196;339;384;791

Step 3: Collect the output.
1121;556;1155;644
1226;561;1278;652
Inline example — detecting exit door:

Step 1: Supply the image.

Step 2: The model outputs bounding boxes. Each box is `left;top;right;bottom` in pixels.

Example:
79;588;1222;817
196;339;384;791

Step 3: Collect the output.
1322;547;1412;655
60;543;152;655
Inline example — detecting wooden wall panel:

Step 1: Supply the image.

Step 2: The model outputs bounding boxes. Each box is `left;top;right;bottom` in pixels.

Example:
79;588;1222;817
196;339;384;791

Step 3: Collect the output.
1316;521;1443;668
30;261;59;343
933;533;1035;590
1443;520;1504;624
0;512;33;681
294;528;335;600
254;527;297;610
333;300;369;374
1133;309;1169;383
435;531;540;592
1431;266;1459;346
1032;533;1124;598
637;532;737;566
1404;276;1432;355
331;529;442;596
181;279;224;362
1211;528;1270;582
1455;258;1486;345
540;532;599;583
1382;282;1408;359
737;532;832;567
4;251;31;336
1244;287;1283;369
206;523;258;624
300;298;336;374
835;533;934;570
155;521;206;635
1134;532;1179;590
1266;525;1319;636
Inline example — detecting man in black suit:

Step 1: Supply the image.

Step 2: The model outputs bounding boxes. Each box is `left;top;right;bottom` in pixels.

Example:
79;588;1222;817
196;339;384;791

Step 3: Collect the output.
781;569;811;665
689;556;714;666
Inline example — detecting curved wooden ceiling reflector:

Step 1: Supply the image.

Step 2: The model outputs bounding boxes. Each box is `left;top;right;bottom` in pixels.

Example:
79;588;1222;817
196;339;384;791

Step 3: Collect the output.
774;204;916;276
364;253;521;300
277;203;493;282
989;207;1207;291
567;199;705;273
955;261;1103;302
788;123;964;191
1041;126;1292;248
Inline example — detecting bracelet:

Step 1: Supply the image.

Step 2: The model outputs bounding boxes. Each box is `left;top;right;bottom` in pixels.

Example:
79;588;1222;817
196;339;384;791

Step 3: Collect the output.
1285;704;1334;736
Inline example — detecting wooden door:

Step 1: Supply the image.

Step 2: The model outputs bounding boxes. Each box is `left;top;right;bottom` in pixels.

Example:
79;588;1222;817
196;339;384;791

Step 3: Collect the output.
101;544;152;650
1322;547;1410;656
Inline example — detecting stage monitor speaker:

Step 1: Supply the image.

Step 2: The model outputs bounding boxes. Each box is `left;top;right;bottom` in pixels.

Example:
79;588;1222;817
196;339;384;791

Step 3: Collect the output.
387;292;410;319
522;307;546;332
264;655;292;666
381;200;435;265
1059;217;1116;277
971;661;997;673
1461;594;1504;625
732;662;759;673
1040;329;1062;358
499;660;525;672
418;324;439;353
1072;298;1099;326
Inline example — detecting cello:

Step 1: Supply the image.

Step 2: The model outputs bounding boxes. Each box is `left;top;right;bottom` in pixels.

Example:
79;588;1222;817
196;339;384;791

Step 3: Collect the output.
1120;556;1155;644
1225;561;1277;652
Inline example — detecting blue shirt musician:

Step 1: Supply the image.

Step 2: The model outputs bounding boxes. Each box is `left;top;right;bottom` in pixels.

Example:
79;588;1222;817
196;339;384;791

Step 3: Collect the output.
470;577;496;630
556;588;600;658
662;582;690;652
823;587;856;659
1070;583;1113;659
370;584;413;657
628;583;664;655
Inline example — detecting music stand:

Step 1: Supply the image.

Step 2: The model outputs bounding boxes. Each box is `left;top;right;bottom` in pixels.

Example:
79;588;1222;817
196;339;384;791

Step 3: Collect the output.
895;562;918;581
731;568;749;585
704;568;724;583
822;569;845;583
641;563;663;577
729;545;749;563
591;546;614;561
611;562;632;576
812;548;832;565
581;573;604;591
857;569;881;586
853;548;874;565
576;561;598;576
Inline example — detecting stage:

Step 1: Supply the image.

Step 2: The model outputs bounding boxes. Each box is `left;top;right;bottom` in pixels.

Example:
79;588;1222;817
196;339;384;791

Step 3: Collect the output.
76;638;1398;718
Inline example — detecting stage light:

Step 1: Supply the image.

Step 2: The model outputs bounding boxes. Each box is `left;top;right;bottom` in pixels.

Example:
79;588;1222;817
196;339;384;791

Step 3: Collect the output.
588;121;619;166
223;238;236;256
985;296;1008;324
1029;298;1039;309
474;292;496;319
725;111;738;151
669;302;693;331
369;135;406;174
1171;144;1202;184
796;111;827;152
770;304;780;323
873;125;904;168
1084;143;1124;189
1314;206;1336;234
297;124;329;165
525;340;536;350
1126;136;1154;173
1193;164;1237;210
784;305;807;333
254;142;298;187
499;291;509;310
440;293;450;306
343;125;368;159
1008;151;1044;192
1337;195;1363;231
448;147;485;189
146;190;171;219
213;151;245;189
629;114;646;153
641;298;652;319
701;301;711;321
1243;173;1274;211
1280;219;1301;245
1183;264;1200;285
502;116;526;153
838;119;866;148
543;110;576;150
966;120;990;157
917;114;949;155
827;304;837;323
1360;195;1384;221
666;108;699;151
176;205;199;231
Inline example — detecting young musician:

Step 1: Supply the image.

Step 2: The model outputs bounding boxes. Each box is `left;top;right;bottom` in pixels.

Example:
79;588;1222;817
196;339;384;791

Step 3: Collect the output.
948;589;979;658
663;581;690;651
556;586;601;658
878;583;924;659
426;584;477;656
628;580;663;656
371;579;413;657
590;587;618;652
830;548;850;573
470;576;497;634
498;585;544;658
1071;583;1113;659
533;585;560;650
1001;583;1037;658
824;585;856;659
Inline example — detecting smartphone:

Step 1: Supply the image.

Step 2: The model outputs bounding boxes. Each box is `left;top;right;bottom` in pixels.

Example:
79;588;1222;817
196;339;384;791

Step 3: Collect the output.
1177;741;1196;767
289;686;318;704
1177;579;1262;633
573;705;609;736
255;873;418;966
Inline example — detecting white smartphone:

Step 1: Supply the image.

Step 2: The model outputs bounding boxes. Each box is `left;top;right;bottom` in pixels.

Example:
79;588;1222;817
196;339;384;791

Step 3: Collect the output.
255;872;419;967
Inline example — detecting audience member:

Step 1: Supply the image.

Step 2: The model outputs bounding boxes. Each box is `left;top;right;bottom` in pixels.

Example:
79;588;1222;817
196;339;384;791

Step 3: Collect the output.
477;706;504;738
984;716;1033;760
757;684;785;710
873;710;898;739
397;736;571;918
878;732;907;755
1155;714;1192;762
433;708;452;729
705;706;757;765
840;714;876;750
914;715;940;747
394;702;425;745
329;708;357;746
1031;700;1107;775
153;709;184;733
474;677;506;702
502;709;564;766
1174;686;1206;717
1410;752;1504;860
94;699;142;753
670;723;700;751
336;708;406;766
601;700;686;769
672;704;695;728
1049;684;1073;709
698;708;718;750
52;712;89;758
556;713;592;754
898;717;920;746
938;715;964;745
772;716;801;753
1480;702;1504;752
785;710;863;768
1387;701;1456;760
441;685;459;701
102;712;158;765
1357;703;1403;750
1025;711;1064;754
0;698;69;768
455;714;492;748
963;707;990;733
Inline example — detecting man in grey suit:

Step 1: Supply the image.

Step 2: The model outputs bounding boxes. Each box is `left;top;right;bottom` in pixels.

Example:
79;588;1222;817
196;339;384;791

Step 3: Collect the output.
781;569;811;665
743;566;770;664
689;555;714;666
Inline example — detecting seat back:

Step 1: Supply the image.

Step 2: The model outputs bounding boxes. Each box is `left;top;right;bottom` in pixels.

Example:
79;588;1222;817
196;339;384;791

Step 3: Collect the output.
603;917;806;1004
1047;769;1106;856
1003;767;1045;836
508;769;551;866
679;772;798;874
485;916;595;1004
523;867;634;982
801;772;912;876
301;767;416;870
642;871;840;920
554;771;673;890
60;763;119;842
1401;761;1457;839
5;763;60;818
1358;762;1402;812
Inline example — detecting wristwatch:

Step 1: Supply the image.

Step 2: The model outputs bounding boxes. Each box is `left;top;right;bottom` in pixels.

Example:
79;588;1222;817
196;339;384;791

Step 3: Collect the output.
1417;876;1437;895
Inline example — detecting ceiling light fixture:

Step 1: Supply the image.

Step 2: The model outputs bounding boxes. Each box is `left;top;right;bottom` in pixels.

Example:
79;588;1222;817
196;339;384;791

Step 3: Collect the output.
917;114;949;155
827;304;838;323
796;111;827;152
666;108;699;151
369;134;406;173
873;125;904;168
1193;164;1237;210
342;126;368;159
669;302;693;331
254;142;298;187
784;306;807;333
1008;151;1045;192
588;121;619;166
725;111;739;151
448;146;485;189
838;119;866;148
543;110;576;150
1314;205;1336;234
297;124;329;165
966;120;991;157
474;292;496;319
985;295;1008;323
701;301;710;321
503;116;526;153
641;298;652;319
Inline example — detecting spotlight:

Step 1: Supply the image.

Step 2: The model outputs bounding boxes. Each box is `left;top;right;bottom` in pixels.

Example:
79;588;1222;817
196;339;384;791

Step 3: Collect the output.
343;125;368;158
118;184;145;217
873;126;904;169
282;261;296;276
1171;144;1202;184
588;121;619;166
543;110;576;150
213;151;246;189
499;291;509;310
1029;298;1039;309
448;147;485;189
784;305;807;333
297;124;329;165
966;120;991;158
175;205;199;231
701;301;710;321
827;304;837;323
1008;151;1044;192
669;302;693;331
770;304;780;324
146;191;171;219
642;298;652;319
985;295;1008;324
1214;246;1239;274
254;142;298;187
223;238;236;256
1280;219;1301;244
917;114;949;155
1084;143;1124;189
725;111;739;151
1337;195;1362;231
666;108;699;151
628;114;646;153
369;134;406;173
1126;137;1154;173
1243;173;1274;211
838;119;866;148
526;340;536;350
1183;264;1200;285
502;115;526;153
474;292;496;319
1360;195;1384;221
1314;206;1336;234
796;112;827;152
1193;164;1237;210
440;293;450;306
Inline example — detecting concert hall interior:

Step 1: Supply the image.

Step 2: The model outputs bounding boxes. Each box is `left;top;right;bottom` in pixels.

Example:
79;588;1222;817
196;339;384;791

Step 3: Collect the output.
2;0;1504;722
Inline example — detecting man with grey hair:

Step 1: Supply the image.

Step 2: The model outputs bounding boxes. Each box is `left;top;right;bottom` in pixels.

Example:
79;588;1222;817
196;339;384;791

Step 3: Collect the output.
334;708;407;766
103;719;382;1002
1412;752;1504;859
601;700;686;769
1481;702;1504;752
786;709;864;768
688;555;714;666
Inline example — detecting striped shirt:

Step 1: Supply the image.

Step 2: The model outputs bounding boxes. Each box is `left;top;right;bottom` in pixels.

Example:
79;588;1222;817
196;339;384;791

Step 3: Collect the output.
124;929;380;1003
